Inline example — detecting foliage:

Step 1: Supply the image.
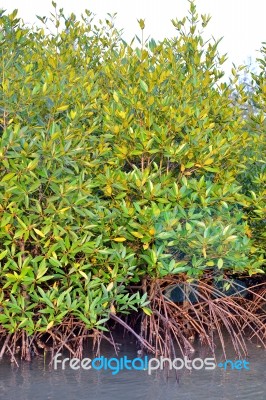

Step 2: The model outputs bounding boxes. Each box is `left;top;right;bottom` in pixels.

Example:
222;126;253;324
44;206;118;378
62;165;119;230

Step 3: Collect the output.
0;1;264;349
236;43;266;256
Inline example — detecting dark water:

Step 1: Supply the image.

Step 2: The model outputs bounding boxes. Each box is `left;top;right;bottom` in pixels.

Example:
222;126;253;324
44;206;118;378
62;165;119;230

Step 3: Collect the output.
0;337;265;400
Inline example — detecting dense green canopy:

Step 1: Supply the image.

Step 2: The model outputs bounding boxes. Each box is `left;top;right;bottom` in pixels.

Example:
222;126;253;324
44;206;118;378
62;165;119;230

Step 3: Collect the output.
0;2;265;337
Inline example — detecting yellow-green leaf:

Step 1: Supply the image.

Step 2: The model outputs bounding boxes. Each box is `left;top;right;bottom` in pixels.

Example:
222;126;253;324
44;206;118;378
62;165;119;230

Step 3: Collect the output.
142;307;152;316
106;185;112;195
46;321;54;330
107;282;114;292
79;270;88;280
138;19;145;30
0;249;8;260
27;159;39;171
1;173;16;182
204;158;214;165
149;227;156;235
56;105;69;112
33;228;45;237
113;91;119;102
58;207;70;213
224;235;237;242
206;261;215;266
148;96;154;106
113;237;126;242
131;231;144;239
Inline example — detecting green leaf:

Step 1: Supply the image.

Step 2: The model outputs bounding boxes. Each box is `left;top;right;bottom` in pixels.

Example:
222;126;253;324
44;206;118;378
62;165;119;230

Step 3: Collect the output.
0;250;8;260
140;79;148;92
1;173;16;182
27;159;39;171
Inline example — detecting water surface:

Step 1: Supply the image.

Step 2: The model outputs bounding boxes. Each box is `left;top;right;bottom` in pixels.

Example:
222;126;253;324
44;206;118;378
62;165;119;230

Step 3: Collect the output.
0;336;265;400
